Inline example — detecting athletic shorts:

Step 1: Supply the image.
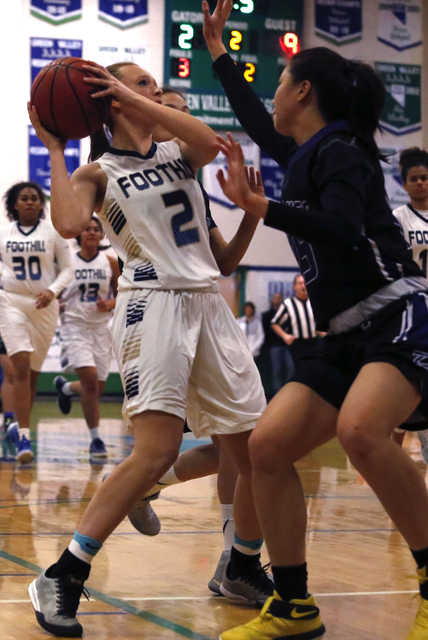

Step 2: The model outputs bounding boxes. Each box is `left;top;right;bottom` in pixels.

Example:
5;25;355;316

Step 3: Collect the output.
292;292;428;423
59;321;112;381
0;333;7;356
112;288;266;437
0;290;59;371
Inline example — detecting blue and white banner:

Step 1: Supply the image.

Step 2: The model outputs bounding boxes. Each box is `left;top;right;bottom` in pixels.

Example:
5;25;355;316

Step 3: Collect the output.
30;37;83;84
378;0;422;51
98;0;148;29
29;126;80;197
315;0;362;45
202;134;259;209
260;152;284;203
30;0;82;25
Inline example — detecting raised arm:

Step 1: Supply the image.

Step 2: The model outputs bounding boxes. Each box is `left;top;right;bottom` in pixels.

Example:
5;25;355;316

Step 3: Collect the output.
208;167;261;276
83;63;218;172
28;104;103;239
202;0;294;165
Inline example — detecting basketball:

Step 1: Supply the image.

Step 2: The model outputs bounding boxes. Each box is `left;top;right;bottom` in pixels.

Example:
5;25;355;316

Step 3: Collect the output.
30;57;111;140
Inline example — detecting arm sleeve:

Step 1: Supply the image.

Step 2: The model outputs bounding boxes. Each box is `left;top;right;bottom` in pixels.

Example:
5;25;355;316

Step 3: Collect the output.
264;139;373;246
48;234;74;297
212;53;295;166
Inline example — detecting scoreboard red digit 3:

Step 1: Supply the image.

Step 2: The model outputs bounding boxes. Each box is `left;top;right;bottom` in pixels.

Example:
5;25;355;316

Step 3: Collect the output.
164;0;303;129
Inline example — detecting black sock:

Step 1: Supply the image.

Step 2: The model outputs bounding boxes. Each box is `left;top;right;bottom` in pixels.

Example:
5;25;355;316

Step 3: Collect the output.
411;548;428;600
272;563;308;602
229;547;260;579
48;549;91;581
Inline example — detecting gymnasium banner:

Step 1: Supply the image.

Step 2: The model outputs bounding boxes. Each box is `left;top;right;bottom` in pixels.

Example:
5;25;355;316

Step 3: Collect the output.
202;134;259;209
377;0;422;51
30;0;82;25
98;0;148;29
375;62;421;135
260;151;285;202
94;43;148;68
380;148;408;210
315;0;362;45
29;126;80;198
30;37;83;83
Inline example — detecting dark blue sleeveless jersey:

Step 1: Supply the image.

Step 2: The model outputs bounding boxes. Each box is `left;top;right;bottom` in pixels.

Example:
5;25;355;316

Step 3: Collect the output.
213;54;423;329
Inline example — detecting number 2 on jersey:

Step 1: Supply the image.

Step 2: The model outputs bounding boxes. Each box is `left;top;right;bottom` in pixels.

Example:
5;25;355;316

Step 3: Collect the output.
162;190;200;248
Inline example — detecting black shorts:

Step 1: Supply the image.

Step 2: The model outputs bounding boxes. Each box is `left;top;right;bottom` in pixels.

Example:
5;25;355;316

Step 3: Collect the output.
0;333;6;356
291;292;428;419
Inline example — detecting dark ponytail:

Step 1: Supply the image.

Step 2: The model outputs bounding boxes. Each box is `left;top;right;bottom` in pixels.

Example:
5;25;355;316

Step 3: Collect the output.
288;47;386;138
399;147;428;183
88;61;139;162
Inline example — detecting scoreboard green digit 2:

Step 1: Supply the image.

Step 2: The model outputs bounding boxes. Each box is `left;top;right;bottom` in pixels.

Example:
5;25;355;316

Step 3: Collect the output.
164;0;303;129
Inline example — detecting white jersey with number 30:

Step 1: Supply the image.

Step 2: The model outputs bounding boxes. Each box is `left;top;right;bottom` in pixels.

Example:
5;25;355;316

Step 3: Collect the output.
96;141;220;292
393;204;428;278
0;218;73;297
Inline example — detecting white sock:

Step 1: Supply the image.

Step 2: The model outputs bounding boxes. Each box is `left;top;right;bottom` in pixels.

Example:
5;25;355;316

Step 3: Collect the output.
220;504;234;550
62;382;74;396
89;427;100;441
69;539;94;564
145;465;181;497
20;427;30;440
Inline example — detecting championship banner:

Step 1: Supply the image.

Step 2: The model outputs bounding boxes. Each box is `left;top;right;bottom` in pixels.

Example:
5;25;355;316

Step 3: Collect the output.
30;0;82;25
380;148;408;211
29;126;80;197
202;134;259;209
315;0;362;45
95;44;148;67
30;37;83;84
378;0;422;50
98;0;148;29
260;152;284;203
375;62;421;135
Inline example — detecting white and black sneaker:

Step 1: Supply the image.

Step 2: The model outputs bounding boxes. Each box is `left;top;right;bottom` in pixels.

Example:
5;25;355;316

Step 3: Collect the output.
220;561;274;607
29;568;88;638
208;548;230;595
54;376;72;415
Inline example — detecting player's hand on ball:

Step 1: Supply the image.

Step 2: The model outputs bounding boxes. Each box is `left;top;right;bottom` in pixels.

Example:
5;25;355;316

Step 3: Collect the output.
82;62;138;105
27;102;66;151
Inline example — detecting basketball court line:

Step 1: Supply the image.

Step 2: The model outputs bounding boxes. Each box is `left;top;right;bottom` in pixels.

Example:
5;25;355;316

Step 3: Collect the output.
0;549;215;640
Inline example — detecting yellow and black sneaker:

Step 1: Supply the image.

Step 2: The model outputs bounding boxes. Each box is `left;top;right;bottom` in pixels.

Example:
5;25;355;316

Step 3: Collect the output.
219;590;325;640
406;567;428;640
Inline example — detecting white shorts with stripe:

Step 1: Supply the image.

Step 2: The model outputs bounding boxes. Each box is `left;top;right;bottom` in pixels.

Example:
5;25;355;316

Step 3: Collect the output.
0;290;59;371
60;321;112;381
112;289;266;438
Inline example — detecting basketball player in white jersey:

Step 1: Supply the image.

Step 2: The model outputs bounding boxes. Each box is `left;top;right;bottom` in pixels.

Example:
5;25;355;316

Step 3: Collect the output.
0;182;73;463
393;148;428;462
28;61;270;638
55;216;119;459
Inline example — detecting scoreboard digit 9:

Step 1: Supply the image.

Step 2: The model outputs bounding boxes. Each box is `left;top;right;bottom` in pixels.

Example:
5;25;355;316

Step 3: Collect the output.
164;0;303;129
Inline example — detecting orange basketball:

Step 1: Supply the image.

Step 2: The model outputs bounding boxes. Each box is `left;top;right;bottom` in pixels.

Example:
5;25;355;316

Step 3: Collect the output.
30;57;111;140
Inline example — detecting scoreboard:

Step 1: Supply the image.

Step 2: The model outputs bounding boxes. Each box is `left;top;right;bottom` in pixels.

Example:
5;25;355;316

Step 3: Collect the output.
163;0;303;129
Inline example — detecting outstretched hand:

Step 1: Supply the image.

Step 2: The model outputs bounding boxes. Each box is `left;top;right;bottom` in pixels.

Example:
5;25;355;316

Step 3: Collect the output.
216;133;266;217
202;0;232;60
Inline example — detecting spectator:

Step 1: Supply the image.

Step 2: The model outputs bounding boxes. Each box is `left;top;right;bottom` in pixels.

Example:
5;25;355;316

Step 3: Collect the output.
262;292;294;393
237;302;265;358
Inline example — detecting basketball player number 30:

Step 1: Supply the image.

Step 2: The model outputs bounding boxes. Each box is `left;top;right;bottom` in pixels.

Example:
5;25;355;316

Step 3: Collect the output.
163;190;200;248
12;256;42;280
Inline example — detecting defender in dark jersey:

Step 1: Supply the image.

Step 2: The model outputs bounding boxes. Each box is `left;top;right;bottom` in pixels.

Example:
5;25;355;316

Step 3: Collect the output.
203;2;428;639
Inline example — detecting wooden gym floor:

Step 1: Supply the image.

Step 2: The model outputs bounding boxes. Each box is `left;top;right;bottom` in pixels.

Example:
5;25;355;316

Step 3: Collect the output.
0;399;425;639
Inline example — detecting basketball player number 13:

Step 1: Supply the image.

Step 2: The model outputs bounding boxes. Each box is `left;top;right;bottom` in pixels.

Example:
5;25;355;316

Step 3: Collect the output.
163;190;200;248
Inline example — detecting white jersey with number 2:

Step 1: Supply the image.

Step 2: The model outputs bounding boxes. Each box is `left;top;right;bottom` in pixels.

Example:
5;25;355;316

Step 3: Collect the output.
96;141;220;292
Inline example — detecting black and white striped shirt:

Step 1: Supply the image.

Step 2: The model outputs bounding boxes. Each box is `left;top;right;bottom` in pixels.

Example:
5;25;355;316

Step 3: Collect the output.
271;297;317;339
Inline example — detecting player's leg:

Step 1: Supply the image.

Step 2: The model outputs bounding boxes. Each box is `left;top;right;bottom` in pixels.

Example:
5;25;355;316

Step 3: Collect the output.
219;383;337;640
75;366;107;458
0;352;15;429
337;362;428;640
29;409;184;637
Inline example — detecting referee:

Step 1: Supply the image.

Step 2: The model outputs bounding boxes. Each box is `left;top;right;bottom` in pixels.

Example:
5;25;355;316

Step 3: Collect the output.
271;274;320;366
